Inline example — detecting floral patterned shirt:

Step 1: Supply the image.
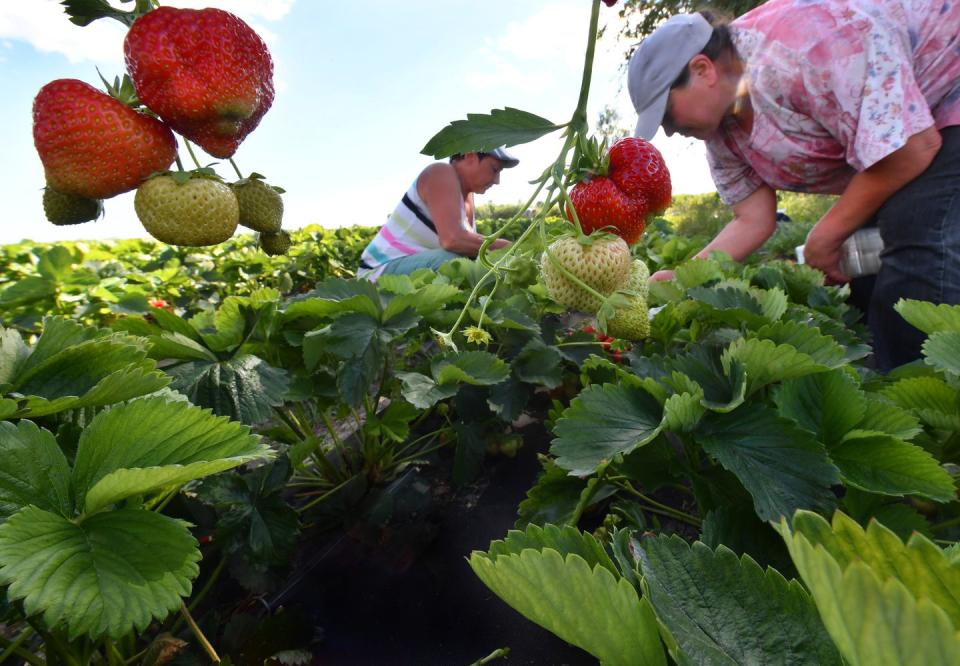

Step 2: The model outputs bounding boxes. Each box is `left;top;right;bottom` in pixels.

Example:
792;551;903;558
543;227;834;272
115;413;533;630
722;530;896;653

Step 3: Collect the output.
706;0;960;205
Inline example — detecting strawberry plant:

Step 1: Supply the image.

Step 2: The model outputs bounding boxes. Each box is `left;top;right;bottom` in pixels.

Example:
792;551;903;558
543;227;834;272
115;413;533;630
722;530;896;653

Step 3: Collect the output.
0;316;273;663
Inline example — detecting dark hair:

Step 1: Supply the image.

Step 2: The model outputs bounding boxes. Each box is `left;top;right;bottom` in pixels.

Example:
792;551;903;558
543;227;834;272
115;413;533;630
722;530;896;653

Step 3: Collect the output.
449;152;494;164
670;10;736;89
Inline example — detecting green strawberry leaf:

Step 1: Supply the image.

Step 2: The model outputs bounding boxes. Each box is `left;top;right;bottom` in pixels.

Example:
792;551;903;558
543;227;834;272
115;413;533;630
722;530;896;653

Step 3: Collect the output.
753;286;789;321
662;388;706;432
397;371;456;409
0;276;56;308
674;258;723;288
923;331;960;376
469;524;666;666
774;369;865;446
512;338;564;389
516;460;590;529
667;346;747;413
73;396;271;514
6;319;169;418
196;458;299;590
0;327;30;385
166;354;290;425
894;299;960;335
551;383;663;475
828;431;956;502
383;283;461;320
857;394;922;440
696;407;839;522
882;376;960;431
778;511;960;665
752;320;848;368
284;279;382;322
0;506;199;640
0;421;73;520
421;107;564;159
432;351;510;386
638;536;841;665
398;351;509;409
722;338;829;397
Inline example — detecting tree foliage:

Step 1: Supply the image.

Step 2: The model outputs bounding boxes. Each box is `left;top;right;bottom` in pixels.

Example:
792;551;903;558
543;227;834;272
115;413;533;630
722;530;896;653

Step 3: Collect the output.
616;1;766;59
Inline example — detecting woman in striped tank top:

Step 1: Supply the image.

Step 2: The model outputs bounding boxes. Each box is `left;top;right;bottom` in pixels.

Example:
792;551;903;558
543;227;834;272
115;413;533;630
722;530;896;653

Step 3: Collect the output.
358;147;518;279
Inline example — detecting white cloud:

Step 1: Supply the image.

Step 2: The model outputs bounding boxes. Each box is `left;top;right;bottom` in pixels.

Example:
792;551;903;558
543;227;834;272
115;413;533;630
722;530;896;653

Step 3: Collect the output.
0;0;292;65
0;1;126;64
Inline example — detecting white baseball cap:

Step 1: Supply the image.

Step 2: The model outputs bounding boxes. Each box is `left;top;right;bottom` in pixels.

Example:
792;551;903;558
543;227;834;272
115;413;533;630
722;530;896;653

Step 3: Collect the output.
628;13;714;139
485;146;519;168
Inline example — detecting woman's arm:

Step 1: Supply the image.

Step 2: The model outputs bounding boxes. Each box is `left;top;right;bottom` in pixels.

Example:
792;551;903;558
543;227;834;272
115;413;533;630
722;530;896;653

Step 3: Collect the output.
803;126;943;283
419;164;508;255
650;185;778;281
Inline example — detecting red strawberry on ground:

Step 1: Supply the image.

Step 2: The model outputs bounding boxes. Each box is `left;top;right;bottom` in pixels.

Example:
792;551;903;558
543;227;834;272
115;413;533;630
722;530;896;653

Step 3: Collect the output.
32;79;178;200
567;136;672;246
124;7;274;159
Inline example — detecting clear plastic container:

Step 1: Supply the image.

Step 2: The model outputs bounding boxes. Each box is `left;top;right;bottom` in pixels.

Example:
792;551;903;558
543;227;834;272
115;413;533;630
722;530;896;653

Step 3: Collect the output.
795;227;883;277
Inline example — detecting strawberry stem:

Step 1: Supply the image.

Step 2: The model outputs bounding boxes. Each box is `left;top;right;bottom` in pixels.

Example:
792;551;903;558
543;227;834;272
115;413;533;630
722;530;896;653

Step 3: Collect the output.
174;155;185;171
229;158;244;180
184;140;202;169
569;0;602;133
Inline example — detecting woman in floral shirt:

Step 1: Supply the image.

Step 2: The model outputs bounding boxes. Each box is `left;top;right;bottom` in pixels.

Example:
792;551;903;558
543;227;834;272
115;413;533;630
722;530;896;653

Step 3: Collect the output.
628;0;960;370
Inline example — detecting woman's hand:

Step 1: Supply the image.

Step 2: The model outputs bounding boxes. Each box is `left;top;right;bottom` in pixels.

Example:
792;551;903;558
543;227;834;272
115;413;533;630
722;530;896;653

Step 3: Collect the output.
803;222;849;284
650;269;676;282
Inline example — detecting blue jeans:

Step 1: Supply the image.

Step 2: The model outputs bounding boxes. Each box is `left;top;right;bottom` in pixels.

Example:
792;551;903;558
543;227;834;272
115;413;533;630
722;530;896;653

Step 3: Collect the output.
379;249;462;276
870;125;960;371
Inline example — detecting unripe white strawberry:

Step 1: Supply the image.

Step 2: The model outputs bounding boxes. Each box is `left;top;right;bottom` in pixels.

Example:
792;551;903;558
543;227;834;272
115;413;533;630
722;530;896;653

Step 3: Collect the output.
626;258;650;300
258;229;291;256
540;234;631;312
607;295;649;341
232;176;283;233
135;173;239;246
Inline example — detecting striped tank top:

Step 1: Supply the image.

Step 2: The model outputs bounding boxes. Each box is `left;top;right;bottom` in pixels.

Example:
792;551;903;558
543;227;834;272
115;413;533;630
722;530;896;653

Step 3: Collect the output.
357;177;465;279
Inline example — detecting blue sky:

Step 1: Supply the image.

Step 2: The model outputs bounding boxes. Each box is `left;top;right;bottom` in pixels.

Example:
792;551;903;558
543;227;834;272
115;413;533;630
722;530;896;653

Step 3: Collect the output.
0;0;713;246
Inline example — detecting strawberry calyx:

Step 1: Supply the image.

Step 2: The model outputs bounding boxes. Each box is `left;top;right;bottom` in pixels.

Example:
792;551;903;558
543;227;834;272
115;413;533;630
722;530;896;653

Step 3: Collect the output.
231;172;286;194
60;0;155;28
570;133;611;182
97;70;141;108
146;167;226;188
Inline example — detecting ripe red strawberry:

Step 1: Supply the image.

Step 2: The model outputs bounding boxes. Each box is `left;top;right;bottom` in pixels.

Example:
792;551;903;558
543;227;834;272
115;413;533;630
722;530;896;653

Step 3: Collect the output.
124;7;274;158
609;137;672;214
567;137;671;246
32;79;178;199
568;177;646;242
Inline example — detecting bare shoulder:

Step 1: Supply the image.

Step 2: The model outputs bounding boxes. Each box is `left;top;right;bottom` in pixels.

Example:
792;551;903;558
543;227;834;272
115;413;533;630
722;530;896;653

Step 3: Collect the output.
418;162;459;198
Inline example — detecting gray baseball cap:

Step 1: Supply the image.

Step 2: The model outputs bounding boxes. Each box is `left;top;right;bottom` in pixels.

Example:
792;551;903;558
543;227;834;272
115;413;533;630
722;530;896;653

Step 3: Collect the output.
485;146;519;168
628;13;714;139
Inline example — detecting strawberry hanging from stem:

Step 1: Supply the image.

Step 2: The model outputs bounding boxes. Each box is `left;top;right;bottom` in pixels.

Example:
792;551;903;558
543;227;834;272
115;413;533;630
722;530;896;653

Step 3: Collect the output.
566;136;672;246
124;6;275;158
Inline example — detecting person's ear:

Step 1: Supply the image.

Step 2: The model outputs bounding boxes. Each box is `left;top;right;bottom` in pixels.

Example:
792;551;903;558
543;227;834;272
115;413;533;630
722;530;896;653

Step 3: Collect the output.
689;54;717;85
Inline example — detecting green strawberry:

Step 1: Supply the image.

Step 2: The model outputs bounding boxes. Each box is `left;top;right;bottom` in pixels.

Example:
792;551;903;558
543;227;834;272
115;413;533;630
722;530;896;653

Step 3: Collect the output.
258;229;291;256
134;172;239;246
540;233;631;312
606;296;650;341
42;187;103;225
232;176;284;233
626;258;650;300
